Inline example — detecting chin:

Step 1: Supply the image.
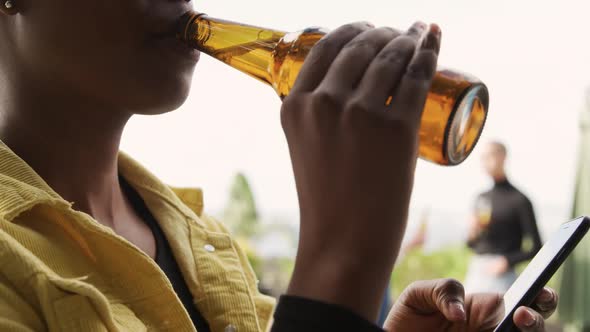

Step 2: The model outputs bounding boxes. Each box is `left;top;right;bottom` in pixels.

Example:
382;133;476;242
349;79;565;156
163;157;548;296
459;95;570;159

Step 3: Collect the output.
127;73;194;115
134;92;190;115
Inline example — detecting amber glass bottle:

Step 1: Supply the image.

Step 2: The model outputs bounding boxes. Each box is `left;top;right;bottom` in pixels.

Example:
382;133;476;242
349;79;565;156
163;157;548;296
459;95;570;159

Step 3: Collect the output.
178;12;488;165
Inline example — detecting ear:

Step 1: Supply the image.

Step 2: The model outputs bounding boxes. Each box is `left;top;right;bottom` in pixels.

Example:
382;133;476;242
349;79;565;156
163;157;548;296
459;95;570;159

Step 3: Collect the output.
0;0;17;16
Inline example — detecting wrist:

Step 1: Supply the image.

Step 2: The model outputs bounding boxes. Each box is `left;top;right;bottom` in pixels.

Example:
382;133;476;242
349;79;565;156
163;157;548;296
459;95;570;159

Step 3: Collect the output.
287;250;392;322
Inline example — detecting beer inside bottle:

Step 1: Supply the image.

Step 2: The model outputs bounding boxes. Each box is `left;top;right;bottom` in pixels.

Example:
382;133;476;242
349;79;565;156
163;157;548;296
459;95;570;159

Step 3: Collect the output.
178;12;489;165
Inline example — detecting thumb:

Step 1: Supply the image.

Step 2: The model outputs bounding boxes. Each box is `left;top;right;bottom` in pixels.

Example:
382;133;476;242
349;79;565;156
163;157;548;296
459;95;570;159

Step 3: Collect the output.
399;278;467;322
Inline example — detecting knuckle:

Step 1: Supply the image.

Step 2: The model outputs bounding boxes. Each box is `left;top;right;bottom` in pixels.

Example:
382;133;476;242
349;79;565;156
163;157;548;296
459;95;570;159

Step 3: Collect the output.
343;38;379;55
382;26;403;37
436;278;464;298
345;98;371;114
310;23;372;60
280;94;306;128
377;47;412;65
311;90;343;109
342;28;397;54
378;37;416;61
405;280;430;294
340;22;371;35
328;23;368;43
309;36;335;57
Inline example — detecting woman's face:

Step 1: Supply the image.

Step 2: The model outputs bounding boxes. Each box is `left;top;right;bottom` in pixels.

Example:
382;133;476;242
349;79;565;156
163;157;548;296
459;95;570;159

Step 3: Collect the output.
1;0;199;115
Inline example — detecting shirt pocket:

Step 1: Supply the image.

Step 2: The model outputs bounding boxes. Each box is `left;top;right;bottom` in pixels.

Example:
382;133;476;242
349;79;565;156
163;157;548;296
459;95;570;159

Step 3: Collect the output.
53;294;109;332
48;276;147;332
110;303;148;332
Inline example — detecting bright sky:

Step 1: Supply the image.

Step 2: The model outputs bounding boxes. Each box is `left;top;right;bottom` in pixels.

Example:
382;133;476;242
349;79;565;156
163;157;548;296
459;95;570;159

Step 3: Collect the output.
121;0;590;240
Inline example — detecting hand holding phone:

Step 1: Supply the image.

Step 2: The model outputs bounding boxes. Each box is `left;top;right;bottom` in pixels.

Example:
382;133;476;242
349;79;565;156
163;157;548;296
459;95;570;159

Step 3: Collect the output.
383;217;584;332
494;216;590;332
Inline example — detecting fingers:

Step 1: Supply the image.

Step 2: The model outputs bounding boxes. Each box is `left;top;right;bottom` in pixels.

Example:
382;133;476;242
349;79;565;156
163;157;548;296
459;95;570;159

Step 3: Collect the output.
532;287;558;319
390;24;441;124
514;307;545;332
401;279;467;322
290;22;374;95
513;288;558;332
354;22;426;111
432;279;468;322
316;27;401;98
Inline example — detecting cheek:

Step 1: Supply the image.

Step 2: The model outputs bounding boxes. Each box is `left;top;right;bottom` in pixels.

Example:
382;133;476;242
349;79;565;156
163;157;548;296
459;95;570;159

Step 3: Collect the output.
15;1;196;113
17;3;135;93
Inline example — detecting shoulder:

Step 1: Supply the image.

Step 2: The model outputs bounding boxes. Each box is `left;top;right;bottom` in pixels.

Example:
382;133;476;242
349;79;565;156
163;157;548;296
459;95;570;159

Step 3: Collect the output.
510;186;534;208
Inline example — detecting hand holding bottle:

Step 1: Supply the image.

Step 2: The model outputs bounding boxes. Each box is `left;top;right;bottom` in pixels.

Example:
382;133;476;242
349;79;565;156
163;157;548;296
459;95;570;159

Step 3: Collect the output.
283;21;441;321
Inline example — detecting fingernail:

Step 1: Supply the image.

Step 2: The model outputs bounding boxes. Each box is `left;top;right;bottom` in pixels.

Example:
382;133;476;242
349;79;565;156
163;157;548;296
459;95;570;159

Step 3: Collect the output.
524;308;536;327
421;26;439;51
365;21;375;28
430;23;441;38
538;288;553;303
449;300;467;321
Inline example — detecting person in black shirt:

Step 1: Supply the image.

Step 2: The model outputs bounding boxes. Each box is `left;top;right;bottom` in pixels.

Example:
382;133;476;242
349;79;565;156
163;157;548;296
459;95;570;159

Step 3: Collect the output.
465;141;543;294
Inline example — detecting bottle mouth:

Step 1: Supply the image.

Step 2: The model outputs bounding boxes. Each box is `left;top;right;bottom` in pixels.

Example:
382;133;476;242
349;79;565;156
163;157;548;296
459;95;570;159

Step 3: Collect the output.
176;11;206;46
445;84;489;165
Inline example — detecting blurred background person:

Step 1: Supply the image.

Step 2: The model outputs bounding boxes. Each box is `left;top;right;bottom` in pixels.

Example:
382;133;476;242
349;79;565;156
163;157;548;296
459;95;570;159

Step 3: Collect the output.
464;141;543;293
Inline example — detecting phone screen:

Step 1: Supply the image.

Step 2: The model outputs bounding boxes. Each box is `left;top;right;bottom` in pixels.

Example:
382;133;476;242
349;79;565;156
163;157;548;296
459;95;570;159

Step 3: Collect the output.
502;217;586;318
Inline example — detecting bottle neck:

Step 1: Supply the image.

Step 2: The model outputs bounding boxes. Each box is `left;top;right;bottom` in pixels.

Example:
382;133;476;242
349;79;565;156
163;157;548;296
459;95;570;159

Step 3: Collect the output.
178;12;287;86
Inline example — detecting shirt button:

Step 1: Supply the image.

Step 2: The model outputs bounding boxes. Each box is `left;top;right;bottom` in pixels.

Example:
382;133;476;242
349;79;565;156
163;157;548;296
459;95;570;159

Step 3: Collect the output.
204;244;216;252
225;324;237;332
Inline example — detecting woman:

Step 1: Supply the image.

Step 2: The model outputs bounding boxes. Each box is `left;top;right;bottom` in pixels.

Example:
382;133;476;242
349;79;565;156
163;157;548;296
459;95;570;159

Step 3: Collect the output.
0;0;556;331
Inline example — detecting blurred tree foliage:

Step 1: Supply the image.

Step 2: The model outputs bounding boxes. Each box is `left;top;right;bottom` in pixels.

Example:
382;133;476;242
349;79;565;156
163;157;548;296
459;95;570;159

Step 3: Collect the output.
391;246;472;298
223;173;260;238
391;246;558;300
223;173;263;276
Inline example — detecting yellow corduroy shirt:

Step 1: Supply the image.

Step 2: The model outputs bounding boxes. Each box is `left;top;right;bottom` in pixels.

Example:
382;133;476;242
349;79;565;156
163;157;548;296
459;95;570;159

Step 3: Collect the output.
0;141;275;332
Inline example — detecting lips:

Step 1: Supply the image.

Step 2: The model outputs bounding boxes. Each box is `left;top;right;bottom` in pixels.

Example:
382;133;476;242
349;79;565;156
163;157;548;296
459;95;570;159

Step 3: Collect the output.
147;2;200;63
154;35;201;62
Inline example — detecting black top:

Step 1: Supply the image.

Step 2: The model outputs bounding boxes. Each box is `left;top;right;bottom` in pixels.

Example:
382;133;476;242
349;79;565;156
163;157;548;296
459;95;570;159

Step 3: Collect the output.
468;179;543;267
122;178;383;332
271;296;384;332
121;178;211;332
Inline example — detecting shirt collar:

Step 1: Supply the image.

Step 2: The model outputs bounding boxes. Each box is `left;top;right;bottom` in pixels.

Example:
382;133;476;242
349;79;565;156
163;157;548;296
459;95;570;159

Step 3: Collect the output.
493;177;512;189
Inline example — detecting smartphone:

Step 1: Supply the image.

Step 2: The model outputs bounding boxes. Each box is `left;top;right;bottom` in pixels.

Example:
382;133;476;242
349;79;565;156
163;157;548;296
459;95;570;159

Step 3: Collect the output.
493;216;590;332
